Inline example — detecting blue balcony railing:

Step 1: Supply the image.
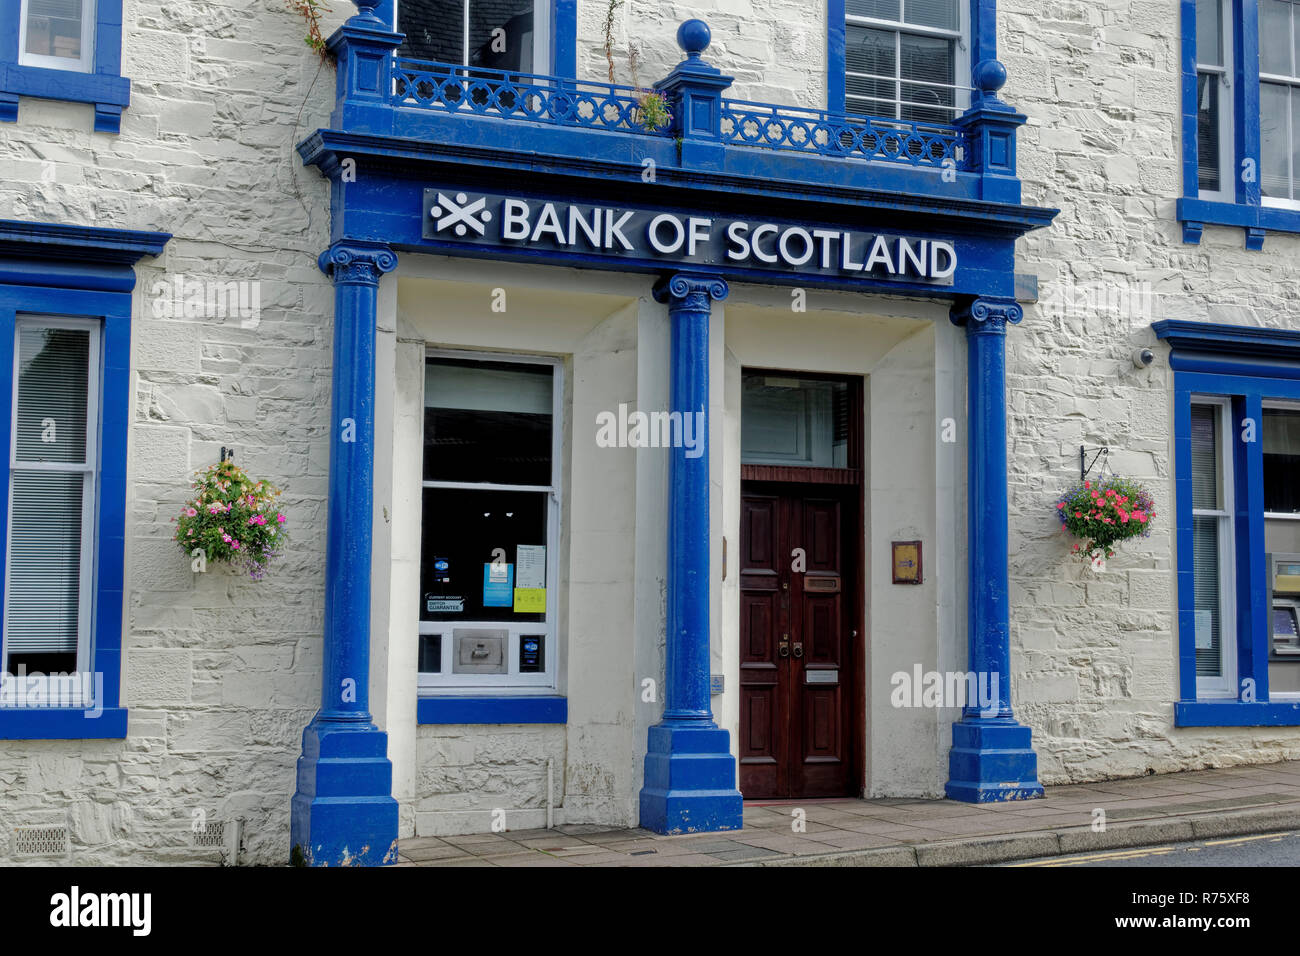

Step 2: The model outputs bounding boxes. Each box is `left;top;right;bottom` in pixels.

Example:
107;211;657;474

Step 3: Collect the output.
720;98;969;169
330;14;1025;202
392;59;673;136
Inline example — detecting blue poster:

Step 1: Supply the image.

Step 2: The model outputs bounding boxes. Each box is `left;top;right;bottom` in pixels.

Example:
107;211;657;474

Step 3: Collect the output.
483;563;514;607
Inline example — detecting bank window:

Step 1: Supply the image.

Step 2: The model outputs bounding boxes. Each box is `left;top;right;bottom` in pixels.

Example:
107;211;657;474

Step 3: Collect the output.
1196;0;1233;196
1190;400;1237;697
18;0;95;73
844;0;966;123
397;0;550;73
418;353;559;691
1265;404;1300;695
1260;0;1300;204
1;317;99;703
742;373;851;468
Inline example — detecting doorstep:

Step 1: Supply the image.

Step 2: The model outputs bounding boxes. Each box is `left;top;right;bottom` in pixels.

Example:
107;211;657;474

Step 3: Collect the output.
396;759;1300;867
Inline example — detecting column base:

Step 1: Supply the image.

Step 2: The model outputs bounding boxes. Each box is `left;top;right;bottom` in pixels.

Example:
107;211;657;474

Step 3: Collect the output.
639;722;743;834
290;715;400;866
944;717;1044;802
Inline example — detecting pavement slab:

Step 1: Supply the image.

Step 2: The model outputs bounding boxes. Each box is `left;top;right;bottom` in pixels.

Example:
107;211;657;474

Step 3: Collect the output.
397;758;1300;867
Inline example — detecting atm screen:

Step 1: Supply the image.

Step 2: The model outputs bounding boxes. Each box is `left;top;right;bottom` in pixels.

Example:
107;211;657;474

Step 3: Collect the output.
1275;606;1300;655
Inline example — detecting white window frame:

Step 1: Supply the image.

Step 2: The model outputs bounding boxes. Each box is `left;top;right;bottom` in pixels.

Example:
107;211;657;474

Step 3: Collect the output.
1260;0;1300;208
844;0;971;123
396;0;550;73
17;0;96;74
418;348;561;694
1;314;100;710
1192;396;1238;698
1196;0;1235;202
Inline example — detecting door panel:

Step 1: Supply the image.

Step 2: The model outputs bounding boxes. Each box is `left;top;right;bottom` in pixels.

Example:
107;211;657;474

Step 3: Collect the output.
739;488;855;799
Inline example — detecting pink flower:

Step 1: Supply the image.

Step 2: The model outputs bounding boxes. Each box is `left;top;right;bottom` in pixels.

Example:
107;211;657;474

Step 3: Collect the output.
233;541;240;549
1057;503;1065;510
1074;511;1082;518
276;514;286;523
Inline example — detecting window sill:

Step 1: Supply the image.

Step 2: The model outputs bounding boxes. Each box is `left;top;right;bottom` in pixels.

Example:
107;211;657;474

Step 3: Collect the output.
0;706;127;739
417;695;566;724
1174;700;1300;727
0;62;131;133
1176;197;1300;249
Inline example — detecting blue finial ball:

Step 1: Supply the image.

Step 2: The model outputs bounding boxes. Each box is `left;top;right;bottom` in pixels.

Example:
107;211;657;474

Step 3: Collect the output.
678;19;711;56
974;59;1007;94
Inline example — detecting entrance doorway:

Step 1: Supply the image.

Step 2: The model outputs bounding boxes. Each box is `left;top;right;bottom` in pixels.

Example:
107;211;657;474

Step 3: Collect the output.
737;372;864;800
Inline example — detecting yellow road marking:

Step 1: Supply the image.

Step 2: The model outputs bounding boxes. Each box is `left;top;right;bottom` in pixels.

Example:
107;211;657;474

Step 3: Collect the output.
1204;832;1294;847
1010;846;1175;867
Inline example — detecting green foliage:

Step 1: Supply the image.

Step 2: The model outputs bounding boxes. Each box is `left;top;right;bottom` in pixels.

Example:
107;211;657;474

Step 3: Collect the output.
174;460;287;580
1056;475;1156;561
286;0;332;60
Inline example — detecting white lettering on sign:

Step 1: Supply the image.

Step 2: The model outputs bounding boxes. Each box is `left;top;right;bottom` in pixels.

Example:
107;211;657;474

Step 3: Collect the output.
425;191;960;283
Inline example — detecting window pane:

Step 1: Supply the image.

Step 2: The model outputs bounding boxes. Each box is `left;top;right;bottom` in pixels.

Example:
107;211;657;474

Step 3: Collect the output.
4;470;84;660
904;0;957;30
1197;73;1221;191
900;33;955;121
742;374;850;468
1191;405;1220;510
847;0;901;19
424;358;553;485
398;0;466;64
1196;0;1223;66
1261;82;1292;199
15;325;89;464
1260;0;1293;75
24;0;84;60
1193;515;1223;677
468;0;535;71
419;487;547;623
846;26;897;116
1264;408;1300;513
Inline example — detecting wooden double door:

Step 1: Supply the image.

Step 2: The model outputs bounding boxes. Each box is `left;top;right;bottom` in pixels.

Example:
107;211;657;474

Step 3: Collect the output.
738;485;860;799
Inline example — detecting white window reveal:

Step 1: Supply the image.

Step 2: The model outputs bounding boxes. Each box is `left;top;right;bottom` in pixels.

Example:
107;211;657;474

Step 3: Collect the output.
2;317;100;708
844;0;968;123
18;0;96;73
397;0;550;73
418;352;560;692
1190;399;1238;698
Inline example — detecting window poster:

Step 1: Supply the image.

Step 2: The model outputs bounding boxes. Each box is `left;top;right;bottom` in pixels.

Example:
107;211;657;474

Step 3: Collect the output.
516;544;546;589
483;563;514;606
513;588;546;613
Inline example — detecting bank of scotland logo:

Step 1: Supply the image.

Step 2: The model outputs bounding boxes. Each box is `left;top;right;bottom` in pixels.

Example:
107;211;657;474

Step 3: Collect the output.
430;192;492;236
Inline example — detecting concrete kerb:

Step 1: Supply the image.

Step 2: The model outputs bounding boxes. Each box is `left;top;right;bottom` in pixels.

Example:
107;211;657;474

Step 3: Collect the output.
731;802;1300;867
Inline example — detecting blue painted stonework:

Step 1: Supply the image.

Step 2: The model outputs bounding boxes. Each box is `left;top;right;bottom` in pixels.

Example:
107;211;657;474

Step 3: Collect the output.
0;0;130;131
639;272;744;835
301;2;1054;846
290;240;400;866
0;219;168;740
946;298;1043;802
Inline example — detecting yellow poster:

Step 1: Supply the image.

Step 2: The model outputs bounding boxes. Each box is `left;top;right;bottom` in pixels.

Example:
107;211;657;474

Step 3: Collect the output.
513;588;546;613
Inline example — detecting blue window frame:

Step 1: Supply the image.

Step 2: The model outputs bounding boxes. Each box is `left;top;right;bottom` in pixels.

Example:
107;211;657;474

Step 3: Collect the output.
828;0;998;118
1156;320;1300;726
1178;0;1300;246
0;219;169;739
0;0;129;132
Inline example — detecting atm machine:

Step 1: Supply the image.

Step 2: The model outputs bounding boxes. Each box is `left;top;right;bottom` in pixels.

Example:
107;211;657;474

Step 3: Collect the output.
1267;553;1300;694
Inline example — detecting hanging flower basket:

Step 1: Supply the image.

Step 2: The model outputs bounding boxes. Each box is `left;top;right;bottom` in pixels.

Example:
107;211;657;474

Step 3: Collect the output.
173;460;287;580
1056;476;1155;571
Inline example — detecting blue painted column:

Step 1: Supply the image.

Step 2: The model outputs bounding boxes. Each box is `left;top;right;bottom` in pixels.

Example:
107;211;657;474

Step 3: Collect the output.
946;297;1044;802
639;272;744;834
290;240;400;865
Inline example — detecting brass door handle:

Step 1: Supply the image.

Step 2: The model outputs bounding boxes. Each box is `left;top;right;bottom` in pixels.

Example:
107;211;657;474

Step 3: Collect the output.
779;634;790;658
792;642;803;658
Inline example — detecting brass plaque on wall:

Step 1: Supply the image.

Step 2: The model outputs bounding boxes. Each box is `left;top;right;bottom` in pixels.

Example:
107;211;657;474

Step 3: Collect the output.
892;540;922;584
